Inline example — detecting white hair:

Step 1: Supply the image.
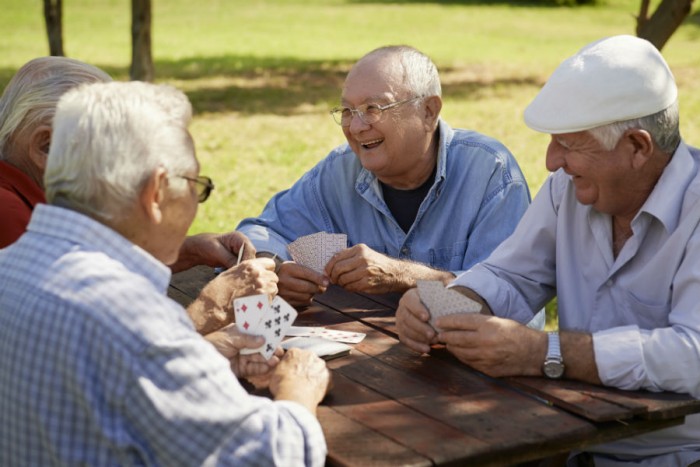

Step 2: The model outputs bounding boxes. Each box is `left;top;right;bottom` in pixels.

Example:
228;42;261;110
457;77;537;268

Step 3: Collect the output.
45;81;196;222
587;101;681;154
360;45;442;100
0;56;111;160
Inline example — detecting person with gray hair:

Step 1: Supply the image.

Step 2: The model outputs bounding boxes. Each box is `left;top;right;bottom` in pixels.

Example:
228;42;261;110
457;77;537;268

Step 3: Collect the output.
0;56;111;247
396;35;700;465
0;81;330;466
0;57;276;335
238;45;533;312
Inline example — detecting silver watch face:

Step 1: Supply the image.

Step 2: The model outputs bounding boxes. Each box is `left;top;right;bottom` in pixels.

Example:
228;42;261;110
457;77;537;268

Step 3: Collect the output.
543;360;565;379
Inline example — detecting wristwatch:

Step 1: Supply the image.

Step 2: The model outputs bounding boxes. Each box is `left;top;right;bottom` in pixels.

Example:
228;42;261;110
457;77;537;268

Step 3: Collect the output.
542;331;565;379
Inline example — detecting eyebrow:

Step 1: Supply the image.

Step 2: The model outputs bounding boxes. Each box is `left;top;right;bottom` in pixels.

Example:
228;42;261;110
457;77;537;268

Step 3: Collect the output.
555;137;572;149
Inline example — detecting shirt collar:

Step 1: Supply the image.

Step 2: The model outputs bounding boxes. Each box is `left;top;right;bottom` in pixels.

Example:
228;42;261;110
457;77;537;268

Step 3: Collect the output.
637;141;696;233
357;118;451;190
26;204;171;293
0;160;46;207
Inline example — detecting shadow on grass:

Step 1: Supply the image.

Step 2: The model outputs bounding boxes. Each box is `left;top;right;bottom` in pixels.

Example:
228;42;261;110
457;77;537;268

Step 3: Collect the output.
346;0;590;6
0;53;542;117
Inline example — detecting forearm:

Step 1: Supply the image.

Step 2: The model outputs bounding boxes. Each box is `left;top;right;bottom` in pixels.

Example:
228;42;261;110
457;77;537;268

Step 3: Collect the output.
395;261;456;291
274;383;322;416
560;331;601;384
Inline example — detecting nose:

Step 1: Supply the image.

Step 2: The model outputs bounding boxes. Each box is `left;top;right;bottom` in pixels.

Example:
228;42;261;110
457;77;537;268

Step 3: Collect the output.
545;137;566;173
347;111;370;134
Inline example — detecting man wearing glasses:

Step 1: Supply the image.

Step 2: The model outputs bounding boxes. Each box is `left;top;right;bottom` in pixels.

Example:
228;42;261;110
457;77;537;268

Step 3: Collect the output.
0;81;330;466
0;57;274;335
238;45;533;311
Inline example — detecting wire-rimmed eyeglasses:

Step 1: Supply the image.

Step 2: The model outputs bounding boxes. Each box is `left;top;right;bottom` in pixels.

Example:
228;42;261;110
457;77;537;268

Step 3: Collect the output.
330;96;421;127
177;175;215;203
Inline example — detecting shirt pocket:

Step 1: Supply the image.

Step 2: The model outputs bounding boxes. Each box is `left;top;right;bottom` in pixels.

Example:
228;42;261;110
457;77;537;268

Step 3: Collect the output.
619;288;670;330
430;240;468;270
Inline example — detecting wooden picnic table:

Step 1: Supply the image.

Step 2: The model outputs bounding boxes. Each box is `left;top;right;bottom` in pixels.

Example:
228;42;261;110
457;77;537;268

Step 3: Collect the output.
169;265;700;466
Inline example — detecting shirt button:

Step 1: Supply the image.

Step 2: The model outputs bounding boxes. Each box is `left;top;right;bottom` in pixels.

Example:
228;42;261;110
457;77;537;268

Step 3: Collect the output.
401;247;410;256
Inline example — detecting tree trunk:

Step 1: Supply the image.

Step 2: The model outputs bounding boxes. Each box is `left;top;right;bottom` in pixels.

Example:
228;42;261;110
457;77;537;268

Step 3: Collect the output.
636;0;694;50
130;0;154;82
43;0;64;56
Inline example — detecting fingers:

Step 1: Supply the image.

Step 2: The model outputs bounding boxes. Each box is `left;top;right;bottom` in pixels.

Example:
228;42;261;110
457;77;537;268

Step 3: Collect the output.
396;289;436;354
225;258;279;297
325;244;365;285
270;348;330;402
205;325;265;361
237;351;281;378
277;262;328;306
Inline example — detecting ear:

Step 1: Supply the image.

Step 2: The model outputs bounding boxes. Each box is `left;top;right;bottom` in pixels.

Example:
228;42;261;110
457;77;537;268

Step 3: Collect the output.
27;125;52;172
422;95;442;131
624;129;655;170
139;167;169;225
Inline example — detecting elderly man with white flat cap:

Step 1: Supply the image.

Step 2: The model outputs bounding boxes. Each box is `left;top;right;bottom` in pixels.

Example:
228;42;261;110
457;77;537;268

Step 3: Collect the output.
396;35;700;466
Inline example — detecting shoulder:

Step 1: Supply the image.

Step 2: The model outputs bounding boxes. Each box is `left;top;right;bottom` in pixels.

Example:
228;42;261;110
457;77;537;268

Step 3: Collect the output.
444;126;526;184
45;252;192;349
299;143;362;184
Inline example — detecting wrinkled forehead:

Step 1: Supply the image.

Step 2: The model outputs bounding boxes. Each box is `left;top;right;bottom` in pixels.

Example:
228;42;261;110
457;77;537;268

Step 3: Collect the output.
342;54;408;105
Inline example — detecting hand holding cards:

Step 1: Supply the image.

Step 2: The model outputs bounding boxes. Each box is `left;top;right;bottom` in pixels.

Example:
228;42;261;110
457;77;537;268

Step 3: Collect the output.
288;232;347;273
416;280;481;332
233;294;298;359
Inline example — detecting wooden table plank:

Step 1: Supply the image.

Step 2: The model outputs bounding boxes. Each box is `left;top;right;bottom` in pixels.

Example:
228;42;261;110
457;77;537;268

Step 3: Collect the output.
319;406;431;467
314;285;399;336
167;267;700;465
509;376;700;422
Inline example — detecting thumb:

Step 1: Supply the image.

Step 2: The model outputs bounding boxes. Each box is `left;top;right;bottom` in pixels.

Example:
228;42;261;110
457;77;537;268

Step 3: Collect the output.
236;333;265;350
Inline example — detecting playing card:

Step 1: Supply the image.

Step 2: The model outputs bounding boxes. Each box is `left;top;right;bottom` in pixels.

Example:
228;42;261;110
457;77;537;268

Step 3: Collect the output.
282;336;351;360
416;280;481;332
248;296;298;360
233;294;268;334
288;233;323;271
320;232;347;270
307;327;365;344
288;232;347;273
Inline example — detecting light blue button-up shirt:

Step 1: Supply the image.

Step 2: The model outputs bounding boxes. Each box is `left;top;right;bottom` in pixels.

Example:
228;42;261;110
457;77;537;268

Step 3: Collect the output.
237;120;531;276
0;204;326;466
454;142;700;465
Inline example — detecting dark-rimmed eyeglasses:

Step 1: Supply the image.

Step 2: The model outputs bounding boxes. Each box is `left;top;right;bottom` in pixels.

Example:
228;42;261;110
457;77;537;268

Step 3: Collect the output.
177;175;215;203
330;96;421;127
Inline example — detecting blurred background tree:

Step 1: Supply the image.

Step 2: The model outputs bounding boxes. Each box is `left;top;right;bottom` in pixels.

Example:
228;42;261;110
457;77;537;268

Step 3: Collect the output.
43;0;154;81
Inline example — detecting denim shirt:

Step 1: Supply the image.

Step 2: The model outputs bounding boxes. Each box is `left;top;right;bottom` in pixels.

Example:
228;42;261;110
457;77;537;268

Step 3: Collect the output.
237;119;530;275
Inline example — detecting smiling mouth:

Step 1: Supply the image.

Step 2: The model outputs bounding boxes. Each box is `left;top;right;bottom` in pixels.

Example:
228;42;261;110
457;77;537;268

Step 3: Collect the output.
360;138;383;150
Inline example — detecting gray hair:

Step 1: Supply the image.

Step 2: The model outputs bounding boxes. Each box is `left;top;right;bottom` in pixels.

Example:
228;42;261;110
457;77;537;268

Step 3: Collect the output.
0;56;111;160
587;101;681;154
45;81;196;222
360;45;442;99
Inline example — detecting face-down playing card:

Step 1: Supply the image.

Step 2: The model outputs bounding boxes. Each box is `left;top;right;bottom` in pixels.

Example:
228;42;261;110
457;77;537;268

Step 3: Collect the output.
288;232;347;273
416;280;481;332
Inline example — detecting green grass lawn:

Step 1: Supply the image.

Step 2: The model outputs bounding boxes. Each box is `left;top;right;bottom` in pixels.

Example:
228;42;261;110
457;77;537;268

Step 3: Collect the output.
2;0;699;325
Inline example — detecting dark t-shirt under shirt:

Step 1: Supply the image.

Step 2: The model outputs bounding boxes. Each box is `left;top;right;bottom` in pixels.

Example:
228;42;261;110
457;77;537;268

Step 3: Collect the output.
380;165;436;233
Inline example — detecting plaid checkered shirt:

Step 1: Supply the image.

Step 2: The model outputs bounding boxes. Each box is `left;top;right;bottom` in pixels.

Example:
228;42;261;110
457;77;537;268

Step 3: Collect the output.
0;204;326;466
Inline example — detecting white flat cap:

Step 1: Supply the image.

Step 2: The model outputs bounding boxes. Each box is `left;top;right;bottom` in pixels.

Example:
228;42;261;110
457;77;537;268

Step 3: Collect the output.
524;35;677;134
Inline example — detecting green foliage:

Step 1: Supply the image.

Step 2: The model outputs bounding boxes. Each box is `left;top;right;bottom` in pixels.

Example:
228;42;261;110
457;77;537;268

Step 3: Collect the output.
1;0;698;328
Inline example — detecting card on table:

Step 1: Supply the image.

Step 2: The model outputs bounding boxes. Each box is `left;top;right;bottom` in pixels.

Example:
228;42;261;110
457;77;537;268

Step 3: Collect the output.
287;326;366;344
233;295;298;360
282;336;352;361
416;280;481;332
288;231;348;273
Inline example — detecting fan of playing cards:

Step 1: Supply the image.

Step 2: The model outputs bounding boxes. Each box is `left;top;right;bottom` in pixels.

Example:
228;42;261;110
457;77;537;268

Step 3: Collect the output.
234;294;298;360
416;280;481;332
288;232;347;273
